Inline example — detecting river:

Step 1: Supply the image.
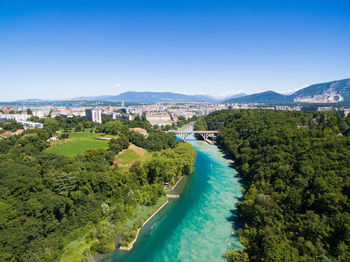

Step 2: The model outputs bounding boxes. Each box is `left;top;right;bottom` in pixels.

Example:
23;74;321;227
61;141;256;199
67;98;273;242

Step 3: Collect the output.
109;124;243;262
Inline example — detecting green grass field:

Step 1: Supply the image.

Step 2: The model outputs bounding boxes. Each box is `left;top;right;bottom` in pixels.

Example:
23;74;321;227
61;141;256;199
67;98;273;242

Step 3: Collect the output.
115;144;152;170
46;131;109;157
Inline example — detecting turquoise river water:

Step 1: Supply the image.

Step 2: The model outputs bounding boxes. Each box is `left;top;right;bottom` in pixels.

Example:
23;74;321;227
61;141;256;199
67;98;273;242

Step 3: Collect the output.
109;126;243;262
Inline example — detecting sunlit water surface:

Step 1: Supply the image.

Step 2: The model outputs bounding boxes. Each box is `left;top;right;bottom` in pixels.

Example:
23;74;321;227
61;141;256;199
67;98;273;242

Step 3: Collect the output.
108;125;243;262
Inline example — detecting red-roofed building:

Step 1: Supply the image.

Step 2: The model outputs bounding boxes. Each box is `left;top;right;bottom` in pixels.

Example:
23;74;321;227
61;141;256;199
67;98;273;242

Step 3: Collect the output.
14;129;24;135
129;127;148;136
0;131;12;139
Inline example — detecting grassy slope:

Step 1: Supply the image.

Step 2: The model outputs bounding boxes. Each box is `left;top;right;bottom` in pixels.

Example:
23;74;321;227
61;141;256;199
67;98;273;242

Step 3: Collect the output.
115;144;152;170
45;131;109;157
59;231;93;262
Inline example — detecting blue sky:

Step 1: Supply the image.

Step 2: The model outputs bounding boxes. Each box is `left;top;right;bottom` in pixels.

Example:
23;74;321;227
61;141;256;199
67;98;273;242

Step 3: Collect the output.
1;0;350;101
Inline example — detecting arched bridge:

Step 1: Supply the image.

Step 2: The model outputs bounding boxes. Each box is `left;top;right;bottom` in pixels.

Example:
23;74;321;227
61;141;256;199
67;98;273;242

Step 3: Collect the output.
165;130;219;143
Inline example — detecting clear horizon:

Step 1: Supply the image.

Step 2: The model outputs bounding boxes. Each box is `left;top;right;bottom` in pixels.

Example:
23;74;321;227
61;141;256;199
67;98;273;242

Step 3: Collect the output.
1;0;350;101
0;78;348;102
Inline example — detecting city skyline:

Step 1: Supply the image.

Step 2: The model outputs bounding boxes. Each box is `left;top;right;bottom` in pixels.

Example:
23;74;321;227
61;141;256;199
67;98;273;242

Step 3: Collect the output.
1;0;350;101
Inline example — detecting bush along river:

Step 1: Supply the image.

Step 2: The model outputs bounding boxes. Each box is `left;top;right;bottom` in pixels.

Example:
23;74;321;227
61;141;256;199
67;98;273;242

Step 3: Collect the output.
109;124;243;262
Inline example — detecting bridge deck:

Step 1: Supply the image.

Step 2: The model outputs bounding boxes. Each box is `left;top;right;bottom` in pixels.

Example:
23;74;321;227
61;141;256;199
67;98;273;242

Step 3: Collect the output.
165;130;218;134
164;130;218;144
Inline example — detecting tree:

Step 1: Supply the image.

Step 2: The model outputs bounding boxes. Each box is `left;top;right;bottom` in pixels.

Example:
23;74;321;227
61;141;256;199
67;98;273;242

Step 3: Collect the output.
108;135;129;154
43;118;59;133
225;249;249;262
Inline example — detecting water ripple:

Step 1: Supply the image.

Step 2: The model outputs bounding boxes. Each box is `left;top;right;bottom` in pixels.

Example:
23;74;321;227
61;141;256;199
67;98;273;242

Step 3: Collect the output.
110;138;243;262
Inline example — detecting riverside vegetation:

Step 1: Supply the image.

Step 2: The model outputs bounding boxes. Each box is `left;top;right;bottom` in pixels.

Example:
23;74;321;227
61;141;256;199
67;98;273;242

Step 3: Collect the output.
195;110;350;262
0;116;196;261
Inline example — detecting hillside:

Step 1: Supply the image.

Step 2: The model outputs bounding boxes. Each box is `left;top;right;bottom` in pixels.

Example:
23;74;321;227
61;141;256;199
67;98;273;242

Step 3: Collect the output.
225;78;350;104
291;78;350;103
225;91;291;104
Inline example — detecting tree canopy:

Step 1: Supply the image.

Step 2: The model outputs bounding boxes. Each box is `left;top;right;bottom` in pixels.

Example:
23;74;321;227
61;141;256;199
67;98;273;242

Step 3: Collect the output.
196;109;350;262
0;117;196;261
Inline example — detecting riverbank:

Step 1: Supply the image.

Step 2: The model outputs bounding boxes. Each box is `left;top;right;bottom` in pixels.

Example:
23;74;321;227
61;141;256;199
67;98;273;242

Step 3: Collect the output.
119;199;169;251
167;175;184;192
59;197;169;262
119;172;190;251
109;123;243;262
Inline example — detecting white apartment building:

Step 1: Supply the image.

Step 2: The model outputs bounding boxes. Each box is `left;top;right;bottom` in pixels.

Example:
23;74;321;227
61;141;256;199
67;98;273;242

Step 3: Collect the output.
85;109;102;123
0;113;31;121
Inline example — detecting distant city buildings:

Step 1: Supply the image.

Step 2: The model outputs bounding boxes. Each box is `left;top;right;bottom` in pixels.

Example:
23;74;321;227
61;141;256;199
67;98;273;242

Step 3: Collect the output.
32;107;51;118
85;109;102;123
51;107;85;118
146;113;173;126
0;113;31;121
1;102;349;131
102;112;135;121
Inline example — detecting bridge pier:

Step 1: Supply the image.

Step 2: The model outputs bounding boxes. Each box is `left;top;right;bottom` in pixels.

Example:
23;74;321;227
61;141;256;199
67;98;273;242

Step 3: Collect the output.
198;133;216;144
179;132;191;141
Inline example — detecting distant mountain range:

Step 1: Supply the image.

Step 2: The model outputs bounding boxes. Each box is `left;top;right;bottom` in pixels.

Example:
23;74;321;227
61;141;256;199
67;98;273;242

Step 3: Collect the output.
8;78;350;104
70;78;350;104
225;78;350;104
71;91;216;103
70;92;248;103
221;92;247;101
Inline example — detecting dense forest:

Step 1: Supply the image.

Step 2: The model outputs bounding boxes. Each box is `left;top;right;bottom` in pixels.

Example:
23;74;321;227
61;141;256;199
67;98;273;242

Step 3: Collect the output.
0;116;196;261
195;110;350;261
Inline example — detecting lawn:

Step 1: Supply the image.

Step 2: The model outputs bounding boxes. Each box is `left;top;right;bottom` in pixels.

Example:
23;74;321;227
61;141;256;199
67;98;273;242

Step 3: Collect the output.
45;131;109;157
115;144;152;170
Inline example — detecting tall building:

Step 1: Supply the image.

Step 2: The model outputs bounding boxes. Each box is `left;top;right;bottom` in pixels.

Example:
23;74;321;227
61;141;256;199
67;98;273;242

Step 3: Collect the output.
85;109;102;123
